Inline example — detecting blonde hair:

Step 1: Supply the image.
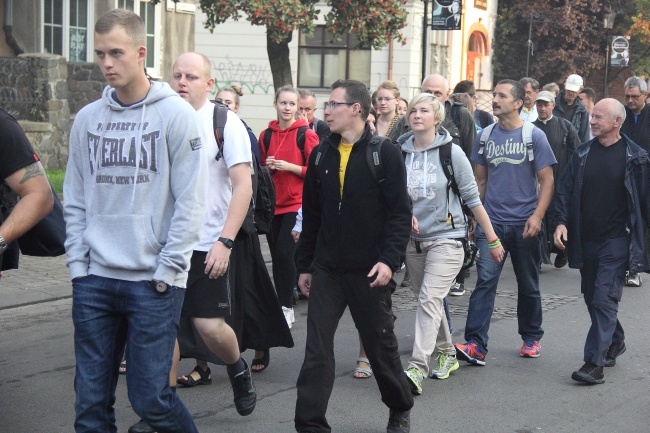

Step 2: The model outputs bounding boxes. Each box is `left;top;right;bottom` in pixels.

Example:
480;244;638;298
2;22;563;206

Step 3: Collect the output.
404;93;445;128
95;9;145;47
217;84;243;108
449;92;474;113
274;84;299;104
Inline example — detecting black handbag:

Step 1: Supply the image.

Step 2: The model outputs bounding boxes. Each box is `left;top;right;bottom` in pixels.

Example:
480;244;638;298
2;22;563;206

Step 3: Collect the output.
17;185;66;257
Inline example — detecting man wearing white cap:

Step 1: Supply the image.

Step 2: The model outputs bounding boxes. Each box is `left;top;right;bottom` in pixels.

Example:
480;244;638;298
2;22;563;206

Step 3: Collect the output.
533;91;580;268
553;74;590;143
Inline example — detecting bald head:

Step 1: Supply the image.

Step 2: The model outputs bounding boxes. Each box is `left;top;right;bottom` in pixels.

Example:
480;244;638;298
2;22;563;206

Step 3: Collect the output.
421;74;449;103
590;98;626;141
173;52;212;80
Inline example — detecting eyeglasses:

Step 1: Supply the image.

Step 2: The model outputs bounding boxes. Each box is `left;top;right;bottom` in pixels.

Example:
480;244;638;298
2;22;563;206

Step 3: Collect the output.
325;101;354;110
377;97;394;103
624;94;644;100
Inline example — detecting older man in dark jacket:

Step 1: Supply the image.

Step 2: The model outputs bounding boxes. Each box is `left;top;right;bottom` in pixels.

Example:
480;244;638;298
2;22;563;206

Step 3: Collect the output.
295;79;413;433
553;74;590;143
553;98;650;385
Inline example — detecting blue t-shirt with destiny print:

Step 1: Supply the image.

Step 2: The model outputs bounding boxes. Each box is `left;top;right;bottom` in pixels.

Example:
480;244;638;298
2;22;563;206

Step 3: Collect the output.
470;123;556;225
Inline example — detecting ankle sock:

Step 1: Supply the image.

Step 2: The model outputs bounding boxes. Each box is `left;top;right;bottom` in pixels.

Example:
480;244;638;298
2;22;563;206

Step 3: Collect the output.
227;356;245;376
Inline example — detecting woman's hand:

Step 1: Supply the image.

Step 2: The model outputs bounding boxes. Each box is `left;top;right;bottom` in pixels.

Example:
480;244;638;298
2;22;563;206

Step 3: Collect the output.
411;216;419;234
488;244;505;264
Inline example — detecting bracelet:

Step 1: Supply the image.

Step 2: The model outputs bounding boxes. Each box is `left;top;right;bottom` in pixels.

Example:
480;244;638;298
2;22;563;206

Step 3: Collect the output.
487;237;499;244
488;239;501;249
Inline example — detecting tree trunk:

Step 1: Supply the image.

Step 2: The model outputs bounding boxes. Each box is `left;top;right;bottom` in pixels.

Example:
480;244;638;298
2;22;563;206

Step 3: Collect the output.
267;32;293;91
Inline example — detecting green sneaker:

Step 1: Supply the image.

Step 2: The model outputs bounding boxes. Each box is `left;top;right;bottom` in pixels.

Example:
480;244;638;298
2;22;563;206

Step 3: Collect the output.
430;353;459;380
404;366;423;395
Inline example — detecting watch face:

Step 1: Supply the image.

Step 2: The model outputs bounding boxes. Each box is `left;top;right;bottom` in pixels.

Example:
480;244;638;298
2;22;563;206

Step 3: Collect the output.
155;281;168;293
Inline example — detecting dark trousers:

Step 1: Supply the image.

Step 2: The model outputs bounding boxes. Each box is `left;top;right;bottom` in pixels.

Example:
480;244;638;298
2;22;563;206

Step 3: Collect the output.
267;212;298;308
580;236;628;366
294;265;413;433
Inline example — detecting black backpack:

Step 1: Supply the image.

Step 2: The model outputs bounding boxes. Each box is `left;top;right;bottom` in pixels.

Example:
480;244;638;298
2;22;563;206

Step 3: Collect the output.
262;125;310;164
212;102;276;235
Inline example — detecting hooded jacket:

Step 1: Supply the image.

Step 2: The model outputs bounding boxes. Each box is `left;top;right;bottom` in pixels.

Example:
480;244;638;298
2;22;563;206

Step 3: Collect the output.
259;118;319;215
296;124;411;274
553;91;590;144
401;127;481;241
63;81;208;287
553;134;650;273
621;103;650;152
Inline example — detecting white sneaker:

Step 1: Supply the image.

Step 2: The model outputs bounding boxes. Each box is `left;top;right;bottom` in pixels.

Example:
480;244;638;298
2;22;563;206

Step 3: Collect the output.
625;272;642;287
282;306;294;328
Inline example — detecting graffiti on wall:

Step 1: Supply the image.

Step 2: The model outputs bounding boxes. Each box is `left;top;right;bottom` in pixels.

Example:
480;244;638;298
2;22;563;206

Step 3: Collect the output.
209;57;274;97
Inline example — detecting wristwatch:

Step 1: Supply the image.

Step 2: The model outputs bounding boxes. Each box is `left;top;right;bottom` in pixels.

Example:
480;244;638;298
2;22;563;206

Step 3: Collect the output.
0;235;7;255
218;237;234;249
150;279;171;293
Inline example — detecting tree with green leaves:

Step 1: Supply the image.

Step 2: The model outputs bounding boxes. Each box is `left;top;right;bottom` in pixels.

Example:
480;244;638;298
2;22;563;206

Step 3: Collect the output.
493;0;608;85
162;0;408;90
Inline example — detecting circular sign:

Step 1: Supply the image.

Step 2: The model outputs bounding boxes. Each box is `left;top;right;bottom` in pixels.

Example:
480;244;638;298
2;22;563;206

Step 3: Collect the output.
436;0;456;6
612;37;629;54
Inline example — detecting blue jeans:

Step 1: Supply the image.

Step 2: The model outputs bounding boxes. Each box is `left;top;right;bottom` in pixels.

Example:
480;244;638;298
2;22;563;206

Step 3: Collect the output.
72;275;198;433
464;224;544;354
580;237;628;366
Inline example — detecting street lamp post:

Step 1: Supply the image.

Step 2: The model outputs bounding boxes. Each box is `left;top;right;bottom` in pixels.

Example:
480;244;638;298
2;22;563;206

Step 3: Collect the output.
422;0;429;83
603;11;616;98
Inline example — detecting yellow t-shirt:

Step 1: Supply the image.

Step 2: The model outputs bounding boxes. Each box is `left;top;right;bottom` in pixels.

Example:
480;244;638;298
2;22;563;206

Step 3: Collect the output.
338;141;354;197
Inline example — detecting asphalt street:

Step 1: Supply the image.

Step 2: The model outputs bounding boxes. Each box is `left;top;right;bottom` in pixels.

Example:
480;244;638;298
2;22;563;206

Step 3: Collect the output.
1;240;648;433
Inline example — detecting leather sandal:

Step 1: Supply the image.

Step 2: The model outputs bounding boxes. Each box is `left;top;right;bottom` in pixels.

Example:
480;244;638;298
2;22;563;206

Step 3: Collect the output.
353;357;372;379
177;365;212;387
251;349;270;373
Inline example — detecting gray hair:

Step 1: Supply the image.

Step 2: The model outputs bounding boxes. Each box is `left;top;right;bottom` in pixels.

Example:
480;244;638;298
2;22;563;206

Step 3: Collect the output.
519;77;540;91
624;76;648;93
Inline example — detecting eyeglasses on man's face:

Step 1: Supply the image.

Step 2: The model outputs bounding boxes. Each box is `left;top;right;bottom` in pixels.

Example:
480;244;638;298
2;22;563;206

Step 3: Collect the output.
325;101;354;110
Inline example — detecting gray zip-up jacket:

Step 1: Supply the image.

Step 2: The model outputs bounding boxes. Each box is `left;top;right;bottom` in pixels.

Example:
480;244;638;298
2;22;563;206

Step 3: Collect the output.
401;127;481;241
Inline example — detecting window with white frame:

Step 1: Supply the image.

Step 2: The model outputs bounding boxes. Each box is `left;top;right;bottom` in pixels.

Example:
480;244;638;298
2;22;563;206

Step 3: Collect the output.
117;0;160;74
43;0;93;62
298;26;371;89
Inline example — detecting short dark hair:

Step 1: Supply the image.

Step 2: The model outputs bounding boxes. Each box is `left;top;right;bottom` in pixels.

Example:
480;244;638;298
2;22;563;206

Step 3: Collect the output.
497;79;525;112
453;80;476;96
331;80;371;121
519;77;540;91
95;9;145;47
580;87;596;102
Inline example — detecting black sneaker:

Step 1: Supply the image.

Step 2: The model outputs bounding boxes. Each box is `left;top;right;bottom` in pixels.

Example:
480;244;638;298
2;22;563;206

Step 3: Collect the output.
554;250;568;268
387;409;410;433
128;419;156;433
228;358;257;416
448;282;465;296
571;362;604;384
605;342;626;367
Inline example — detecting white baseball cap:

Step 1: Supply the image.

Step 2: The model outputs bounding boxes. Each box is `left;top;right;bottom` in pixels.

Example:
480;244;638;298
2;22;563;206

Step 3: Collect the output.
565;74;584;92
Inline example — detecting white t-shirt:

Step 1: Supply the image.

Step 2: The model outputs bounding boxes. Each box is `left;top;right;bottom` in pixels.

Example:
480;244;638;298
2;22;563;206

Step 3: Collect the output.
196;99;252;251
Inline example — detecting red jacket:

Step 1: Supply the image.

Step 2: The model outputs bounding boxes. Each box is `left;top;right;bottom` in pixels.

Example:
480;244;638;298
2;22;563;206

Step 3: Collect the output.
259;118;319;214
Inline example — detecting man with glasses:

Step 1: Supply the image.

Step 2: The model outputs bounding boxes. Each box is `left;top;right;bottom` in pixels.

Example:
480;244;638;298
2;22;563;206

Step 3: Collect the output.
519;77;540;122
620;76;650;287
295;80;413;433
298;89;330;141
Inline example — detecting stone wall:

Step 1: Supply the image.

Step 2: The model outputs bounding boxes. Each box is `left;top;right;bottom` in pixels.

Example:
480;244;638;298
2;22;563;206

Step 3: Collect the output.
67;62;106;115
17;53;70;170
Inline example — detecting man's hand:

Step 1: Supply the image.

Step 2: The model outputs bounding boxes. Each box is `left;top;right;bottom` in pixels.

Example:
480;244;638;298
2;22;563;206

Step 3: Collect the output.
522;214;543;239
368;262;392;288
291;230;300;242
204;241;231;279
554;224;568;250
298;273;311;297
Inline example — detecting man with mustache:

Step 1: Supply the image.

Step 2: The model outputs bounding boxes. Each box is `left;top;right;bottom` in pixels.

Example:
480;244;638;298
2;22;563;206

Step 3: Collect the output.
454;80;557;366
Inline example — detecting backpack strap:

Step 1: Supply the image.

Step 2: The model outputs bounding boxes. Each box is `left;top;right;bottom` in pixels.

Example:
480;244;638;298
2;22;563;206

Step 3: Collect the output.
211;102;229;160
439;142;461;229
522;121;535;161
297;125;309;164
477;123;496;155
263;128;272;153
450;102;463;131
366;136;389;184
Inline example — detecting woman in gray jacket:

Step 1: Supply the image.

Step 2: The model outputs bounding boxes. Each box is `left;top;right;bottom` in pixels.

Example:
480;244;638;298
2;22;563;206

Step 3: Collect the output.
401;93;504;395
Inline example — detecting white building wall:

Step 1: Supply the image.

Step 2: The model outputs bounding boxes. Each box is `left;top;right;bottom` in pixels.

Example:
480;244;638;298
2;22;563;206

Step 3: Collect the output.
193;0;497;134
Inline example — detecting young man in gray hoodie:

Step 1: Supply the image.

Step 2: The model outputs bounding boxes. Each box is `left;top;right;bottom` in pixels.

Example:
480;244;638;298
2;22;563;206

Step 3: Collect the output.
63;9;206;433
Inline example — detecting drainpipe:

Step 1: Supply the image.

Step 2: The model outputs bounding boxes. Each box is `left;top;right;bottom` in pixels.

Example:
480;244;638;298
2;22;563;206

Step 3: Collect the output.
388;39;394;80
4;0;24;56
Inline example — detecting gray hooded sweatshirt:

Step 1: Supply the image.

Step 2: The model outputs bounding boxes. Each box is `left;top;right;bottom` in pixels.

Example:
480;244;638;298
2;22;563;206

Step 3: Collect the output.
401;126;481;241
64;81;207;287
